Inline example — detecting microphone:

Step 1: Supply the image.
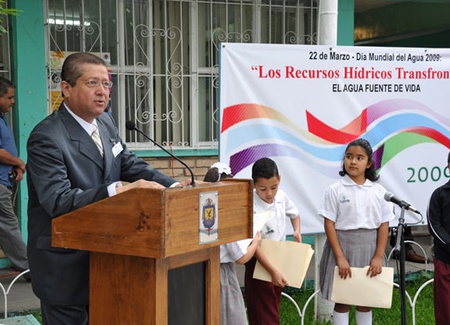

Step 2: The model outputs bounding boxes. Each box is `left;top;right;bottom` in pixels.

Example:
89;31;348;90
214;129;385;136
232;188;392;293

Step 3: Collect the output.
384;192;420;214
126;121;195;187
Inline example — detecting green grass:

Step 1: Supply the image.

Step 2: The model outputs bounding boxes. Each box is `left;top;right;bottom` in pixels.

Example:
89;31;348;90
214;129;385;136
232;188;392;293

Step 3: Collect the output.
280;271;435;324
32;310;42;323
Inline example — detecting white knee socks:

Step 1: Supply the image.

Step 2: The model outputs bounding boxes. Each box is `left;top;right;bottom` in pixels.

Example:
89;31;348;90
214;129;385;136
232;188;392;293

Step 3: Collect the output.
332;310;372;325
356;310;372;325
333;310;349;325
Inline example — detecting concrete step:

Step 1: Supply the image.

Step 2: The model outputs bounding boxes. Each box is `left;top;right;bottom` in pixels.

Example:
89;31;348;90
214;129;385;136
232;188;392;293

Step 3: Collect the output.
0;315;40;325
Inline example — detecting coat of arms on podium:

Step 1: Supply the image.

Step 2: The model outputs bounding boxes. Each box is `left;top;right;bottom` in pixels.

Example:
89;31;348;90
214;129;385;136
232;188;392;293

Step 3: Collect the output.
199;191;218;244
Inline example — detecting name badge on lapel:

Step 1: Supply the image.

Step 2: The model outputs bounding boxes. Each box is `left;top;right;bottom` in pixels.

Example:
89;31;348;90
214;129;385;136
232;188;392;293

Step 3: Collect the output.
112;142;123;157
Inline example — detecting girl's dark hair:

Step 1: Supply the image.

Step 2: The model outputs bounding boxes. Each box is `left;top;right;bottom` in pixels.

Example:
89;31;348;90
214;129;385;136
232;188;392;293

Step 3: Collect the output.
339;138;379;182
252;157;279;183
203;168;232;182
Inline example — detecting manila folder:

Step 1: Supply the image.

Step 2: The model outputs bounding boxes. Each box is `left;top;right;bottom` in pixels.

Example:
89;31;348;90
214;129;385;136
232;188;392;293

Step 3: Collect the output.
253;239;314;288
331;266;394;308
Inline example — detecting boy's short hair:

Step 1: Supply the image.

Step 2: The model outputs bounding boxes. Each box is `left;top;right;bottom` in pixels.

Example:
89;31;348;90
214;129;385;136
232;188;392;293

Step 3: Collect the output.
252;157;279;183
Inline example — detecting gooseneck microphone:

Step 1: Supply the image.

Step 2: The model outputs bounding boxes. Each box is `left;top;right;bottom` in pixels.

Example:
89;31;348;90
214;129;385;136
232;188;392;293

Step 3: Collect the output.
384;192;420;214
126;121;195;187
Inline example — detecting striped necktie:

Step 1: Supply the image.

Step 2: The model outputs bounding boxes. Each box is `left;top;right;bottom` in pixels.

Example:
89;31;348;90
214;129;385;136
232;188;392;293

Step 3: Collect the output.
91;124;103;157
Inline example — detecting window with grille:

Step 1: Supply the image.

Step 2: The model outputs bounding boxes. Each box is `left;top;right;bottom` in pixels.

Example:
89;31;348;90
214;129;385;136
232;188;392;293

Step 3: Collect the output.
46;0;317;150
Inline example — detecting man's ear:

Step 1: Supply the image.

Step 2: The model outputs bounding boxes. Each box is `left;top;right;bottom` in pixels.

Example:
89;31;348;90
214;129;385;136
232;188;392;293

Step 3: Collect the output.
60;81;71;98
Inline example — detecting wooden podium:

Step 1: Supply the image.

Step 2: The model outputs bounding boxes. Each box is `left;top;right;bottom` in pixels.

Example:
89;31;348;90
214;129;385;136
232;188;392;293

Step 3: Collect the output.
52;179;253;324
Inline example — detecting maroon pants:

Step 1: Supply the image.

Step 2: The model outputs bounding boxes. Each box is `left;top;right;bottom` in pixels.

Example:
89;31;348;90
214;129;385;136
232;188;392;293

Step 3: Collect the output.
434;258;450;325
245;257;282;325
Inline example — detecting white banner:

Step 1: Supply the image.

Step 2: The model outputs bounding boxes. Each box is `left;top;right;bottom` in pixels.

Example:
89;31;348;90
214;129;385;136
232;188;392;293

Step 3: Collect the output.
219;43;450;234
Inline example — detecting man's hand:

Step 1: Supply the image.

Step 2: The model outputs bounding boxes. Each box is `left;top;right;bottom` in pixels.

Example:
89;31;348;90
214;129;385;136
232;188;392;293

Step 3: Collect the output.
10;168;24;182
116;179;165;194
16;158;26;173
178;179;203;187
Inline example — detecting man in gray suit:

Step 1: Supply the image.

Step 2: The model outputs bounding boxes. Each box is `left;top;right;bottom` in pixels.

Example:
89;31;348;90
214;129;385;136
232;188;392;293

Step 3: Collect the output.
26;52;189;324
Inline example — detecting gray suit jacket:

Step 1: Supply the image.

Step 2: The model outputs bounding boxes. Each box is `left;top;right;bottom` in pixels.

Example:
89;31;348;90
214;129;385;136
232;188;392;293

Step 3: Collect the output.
27;104;176;305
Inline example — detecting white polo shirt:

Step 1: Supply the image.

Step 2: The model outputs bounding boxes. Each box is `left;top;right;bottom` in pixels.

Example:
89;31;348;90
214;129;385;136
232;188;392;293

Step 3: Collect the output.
319;175;395;230
220;242;246;263
254;189;299;242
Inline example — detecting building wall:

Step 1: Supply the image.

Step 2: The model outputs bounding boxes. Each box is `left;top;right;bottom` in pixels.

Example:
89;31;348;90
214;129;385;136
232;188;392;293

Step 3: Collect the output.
338;0;355;45
145;155;219;182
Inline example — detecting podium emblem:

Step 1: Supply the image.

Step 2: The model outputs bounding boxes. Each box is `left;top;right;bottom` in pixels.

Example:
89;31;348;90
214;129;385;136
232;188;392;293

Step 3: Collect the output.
199;191;218;244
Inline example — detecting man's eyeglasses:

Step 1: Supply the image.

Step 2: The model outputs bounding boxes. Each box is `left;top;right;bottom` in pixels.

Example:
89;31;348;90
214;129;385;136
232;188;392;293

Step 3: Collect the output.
83;79;113;89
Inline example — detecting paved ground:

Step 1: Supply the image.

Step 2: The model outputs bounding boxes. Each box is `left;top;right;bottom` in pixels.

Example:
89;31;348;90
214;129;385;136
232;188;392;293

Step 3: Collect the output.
0;269;39;318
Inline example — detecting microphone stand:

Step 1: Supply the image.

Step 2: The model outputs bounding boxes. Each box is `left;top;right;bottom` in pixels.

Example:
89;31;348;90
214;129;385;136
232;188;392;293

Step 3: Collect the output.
128;125;195;187
394;206;407;325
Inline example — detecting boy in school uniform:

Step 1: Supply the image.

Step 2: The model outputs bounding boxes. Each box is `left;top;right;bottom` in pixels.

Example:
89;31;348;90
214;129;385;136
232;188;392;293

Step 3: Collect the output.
244;157;301;325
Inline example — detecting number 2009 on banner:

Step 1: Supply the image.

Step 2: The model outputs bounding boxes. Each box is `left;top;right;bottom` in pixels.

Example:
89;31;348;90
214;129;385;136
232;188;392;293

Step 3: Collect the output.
407;166;450;183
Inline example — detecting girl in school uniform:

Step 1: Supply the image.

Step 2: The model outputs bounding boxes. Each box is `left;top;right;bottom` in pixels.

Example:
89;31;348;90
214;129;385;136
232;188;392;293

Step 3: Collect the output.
319;138;395;325
204;162;261;325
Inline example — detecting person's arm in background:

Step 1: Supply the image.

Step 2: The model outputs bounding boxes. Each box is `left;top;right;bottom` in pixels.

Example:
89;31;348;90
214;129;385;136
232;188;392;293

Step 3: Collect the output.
0;149;25;172
0;148;25;180
236;231;261;265
290;216;301;243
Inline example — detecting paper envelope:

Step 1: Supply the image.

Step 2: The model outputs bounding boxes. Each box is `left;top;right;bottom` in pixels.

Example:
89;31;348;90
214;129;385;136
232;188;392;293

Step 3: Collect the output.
331;266;394;308
252;211;272;236
237;211;272;252
253;239;314;288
